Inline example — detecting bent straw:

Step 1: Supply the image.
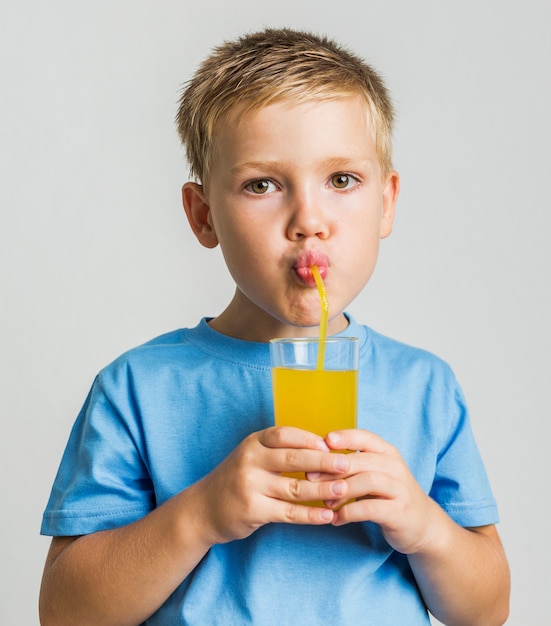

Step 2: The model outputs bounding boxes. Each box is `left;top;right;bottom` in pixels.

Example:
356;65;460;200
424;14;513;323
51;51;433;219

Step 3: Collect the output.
311;265;328;370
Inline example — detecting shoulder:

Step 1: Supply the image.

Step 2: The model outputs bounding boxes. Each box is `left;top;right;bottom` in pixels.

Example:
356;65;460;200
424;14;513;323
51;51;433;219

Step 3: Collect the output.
356;324;466;427
95;322;207;389
364;325;455;379
94;318;269;394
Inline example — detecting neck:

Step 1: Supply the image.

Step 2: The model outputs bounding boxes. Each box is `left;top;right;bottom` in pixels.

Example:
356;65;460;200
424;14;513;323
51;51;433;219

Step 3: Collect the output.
208;292;349;342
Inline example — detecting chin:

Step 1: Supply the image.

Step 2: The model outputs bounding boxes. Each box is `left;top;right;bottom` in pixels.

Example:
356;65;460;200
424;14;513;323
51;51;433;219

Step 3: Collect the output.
278;315;330;337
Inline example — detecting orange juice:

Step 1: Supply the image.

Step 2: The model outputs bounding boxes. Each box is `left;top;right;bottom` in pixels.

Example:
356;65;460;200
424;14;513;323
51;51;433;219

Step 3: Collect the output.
272;367;357;435
272;365;358;506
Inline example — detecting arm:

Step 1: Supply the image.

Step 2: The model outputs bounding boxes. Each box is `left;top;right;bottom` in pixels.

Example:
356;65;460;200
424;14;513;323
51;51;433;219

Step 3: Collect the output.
407;519;509;626
314;430;510;626
39;489;213;626
39;427;349;626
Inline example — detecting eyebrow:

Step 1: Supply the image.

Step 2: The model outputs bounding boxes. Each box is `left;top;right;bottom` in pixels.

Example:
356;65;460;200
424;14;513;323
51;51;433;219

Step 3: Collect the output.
319;156;374;171
230;156;374;176
229;161;283;176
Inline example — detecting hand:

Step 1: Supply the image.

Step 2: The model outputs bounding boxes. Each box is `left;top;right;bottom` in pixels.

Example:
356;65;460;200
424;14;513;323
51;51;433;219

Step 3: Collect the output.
309;429;438;555
191;426;351;546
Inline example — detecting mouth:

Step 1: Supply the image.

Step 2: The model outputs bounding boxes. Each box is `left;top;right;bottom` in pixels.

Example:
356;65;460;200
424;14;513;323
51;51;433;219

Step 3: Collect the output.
293;250;329;286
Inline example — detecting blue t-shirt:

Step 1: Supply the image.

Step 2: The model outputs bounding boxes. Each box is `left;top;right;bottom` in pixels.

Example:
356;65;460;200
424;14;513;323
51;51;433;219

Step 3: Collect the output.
41;316;498;625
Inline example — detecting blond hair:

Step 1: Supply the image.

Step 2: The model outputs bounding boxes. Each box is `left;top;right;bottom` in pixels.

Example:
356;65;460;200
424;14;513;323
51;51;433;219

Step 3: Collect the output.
176;28;394;185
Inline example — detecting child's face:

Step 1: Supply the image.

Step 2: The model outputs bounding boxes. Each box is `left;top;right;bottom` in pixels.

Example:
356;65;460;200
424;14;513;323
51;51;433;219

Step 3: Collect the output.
183;95;399;341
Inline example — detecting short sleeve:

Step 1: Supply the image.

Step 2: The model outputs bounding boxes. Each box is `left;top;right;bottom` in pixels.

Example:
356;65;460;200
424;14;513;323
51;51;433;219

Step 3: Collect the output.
41;372;155;536
429;380;498;527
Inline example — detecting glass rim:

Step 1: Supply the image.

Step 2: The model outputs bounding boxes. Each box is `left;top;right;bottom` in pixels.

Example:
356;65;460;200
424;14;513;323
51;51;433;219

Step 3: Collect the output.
269;336;359;344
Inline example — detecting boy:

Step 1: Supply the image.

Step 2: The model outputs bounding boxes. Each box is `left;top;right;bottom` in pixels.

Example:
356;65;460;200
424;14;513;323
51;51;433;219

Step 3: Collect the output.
39;28;510;625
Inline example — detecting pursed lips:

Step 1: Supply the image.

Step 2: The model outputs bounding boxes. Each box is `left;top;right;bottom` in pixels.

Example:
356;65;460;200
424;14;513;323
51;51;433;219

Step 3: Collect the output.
293;250;329;286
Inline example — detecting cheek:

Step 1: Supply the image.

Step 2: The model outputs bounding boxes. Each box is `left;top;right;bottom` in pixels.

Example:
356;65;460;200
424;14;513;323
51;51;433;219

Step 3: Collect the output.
343;224;382;282
346;215;381;249
219;233;273;284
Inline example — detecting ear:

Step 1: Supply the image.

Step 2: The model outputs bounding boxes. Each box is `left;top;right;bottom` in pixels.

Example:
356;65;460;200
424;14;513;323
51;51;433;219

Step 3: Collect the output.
182;182;219;249
379;170;400;239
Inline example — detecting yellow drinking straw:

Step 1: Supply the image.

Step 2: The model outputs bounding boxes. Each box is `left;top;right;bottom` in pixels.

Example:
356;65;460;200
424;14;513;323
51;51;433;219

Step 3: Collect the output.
311;265;328;370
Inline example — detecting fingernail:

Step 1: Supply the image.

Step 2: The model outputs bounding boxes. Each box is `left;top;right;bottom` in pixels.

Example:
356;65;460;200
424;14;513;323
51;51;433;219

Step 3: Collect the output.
331;481;345;496
334;455;348;472
316;440;330;452
307;472;320;481
327;432;341;445
320;509;333;521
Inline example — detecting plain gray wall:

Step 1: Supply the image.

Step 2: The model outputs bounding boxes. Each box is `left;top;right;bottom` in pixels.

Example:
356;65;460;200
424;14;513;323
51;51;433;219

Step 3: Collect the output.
1;1;549;624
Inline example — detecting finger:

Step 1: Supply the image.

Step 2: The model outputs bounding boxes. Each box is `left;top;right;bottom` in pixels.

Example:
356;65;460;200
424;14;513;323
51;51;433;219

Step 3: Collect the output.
330;496;392;526
320;463;405;513
339;459;405;499
270;448;350;475
306;449;392;482
326;429;393;454
261;426;330;452
275;501;335;525
270;474;348;505
306;458;356;482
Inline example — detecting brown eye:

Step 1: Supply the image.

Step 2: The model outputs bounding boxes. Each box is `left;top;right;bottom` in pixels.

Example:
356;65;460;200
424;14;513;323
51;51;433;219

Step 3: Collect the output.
247;179;274;194
331;174;351;189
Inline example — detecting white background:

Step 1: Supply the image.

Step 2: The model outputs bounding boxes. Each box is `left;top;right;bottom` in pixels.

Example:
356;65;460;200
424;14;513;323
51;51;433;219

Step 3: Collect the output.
1;1;549;624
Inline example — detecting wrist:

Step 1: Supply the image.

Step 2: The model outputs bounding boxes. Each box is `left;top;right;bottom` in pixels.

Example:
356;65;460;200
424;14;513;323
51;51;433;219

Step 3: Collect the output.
407;497;454;558
168;483;220;554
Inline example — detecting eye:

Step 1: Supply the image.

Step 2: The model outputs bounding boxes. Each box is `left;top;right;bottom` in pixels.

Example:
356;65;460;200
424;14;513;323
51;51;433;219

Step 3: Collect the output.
330;173;357;190
245;179;277;194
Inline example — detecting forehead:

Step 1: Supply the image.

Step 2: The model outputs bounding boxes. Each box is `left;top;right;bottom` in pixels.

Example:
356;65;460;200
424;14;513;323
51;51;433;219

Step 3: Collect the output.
226;89;369;123
215;94;372;145
210;96;379;174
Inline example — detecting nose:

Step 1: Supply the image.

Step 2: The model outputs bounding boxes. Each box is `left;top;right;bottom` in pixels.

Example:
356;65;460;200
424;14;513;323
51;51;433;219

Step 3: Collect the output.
286;192;330;241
